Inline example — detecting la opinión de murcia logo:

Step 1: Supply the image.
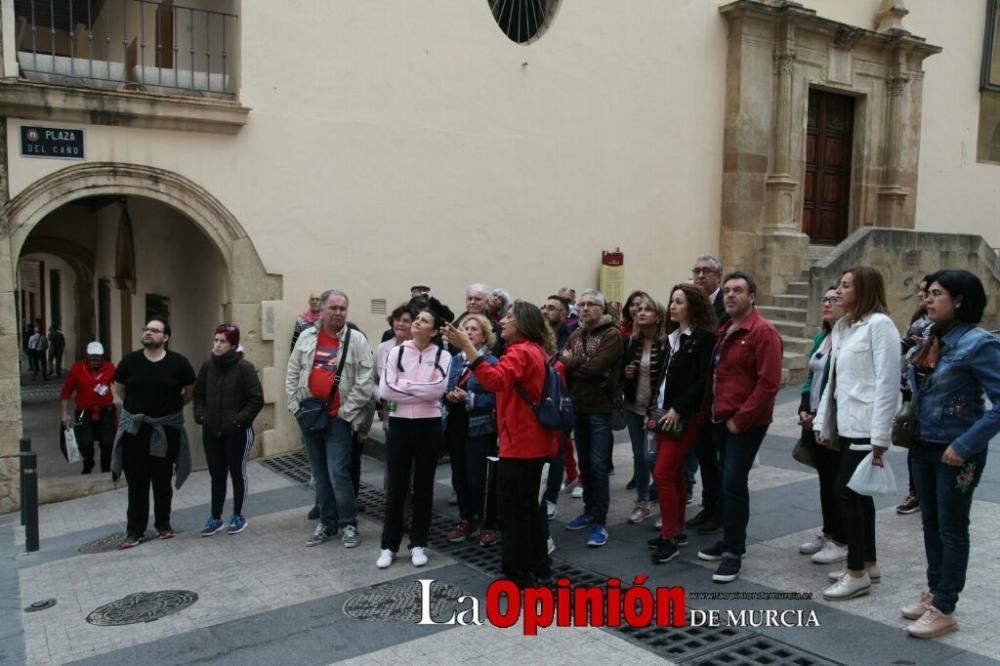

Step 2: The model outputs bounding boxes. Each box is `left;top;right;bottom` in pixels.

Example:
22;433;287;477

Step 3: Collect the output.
416;579;821;635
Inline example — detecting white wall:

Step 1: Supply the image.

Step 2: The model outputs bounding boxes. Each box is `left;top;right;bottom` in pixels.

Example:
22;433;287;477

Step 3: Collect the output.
6;0;729;348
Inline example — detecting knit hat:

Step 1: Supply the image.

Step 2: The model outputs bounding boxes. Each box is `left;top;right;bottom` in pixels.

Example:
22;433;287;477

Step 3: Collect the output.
215;324;240;347
86;341;104;356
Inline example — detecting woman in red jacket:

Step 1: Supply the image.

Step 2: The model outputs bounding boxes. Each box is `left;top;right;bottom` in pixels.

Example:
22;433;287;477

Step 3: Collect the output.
443;300;557;587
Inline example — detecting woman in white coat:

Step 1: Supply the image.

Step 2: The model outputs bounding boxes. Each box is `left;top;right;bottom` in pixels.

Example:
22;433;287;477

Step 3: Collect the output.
814;266;900;601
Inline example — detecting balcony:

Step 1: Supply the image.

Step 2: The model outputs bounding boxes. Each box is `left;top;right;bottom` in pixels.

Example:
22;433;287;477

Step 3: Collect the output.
12;0;238;98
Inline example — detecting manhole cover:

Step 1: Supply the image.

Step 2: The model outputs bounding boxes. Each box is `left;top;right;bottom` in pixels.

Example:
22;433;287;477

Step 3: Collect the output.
24;599;57;612
86;591;198;626
343;580;466;622
78;531;156;554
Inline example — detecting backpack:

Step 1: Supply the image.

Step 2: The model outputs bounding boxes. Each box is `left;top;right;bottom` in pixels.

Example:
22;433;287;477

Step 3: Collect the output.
515;351;575;433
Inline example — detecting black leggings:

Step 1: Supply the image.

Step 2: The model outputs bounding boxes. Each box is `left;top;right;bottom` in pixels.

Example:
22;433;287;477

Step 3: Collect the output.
203;428;255;520
835;444;877;571
381;418;441;551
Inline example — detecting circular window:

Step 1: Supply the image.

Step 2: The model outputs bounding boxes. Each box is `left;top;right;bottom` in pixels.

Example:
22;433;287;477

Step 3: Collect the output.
487;0;560;44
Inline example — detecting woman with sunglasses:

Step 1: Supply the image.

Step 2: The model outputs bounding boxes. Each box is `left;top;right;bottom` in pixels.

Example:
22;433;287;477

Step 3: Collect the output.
193;325;264;536
797;287;849;568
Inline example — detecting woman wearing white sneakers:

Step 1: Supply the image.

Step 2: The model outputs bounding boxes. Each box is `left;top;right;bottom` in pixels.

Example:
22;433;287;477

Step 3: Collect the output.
796;287;850;567
814;267;900;601
375;305;452;570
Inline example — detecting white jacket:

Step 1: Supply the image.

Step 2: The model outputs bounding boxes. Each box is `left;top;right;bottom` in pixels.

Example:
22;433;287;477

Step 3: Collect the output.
814;313;900;450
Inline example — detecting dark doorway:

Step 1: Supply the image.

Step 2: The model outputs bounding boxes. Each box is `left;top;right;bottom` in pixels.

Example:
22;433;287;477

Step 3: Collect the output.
803;89;855;244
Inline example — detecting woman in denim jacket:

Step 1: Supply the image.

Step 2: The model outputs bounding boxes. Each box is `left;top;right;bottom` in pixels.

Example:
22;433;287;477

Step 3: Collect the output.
443;314;499;546
901;270;1000;639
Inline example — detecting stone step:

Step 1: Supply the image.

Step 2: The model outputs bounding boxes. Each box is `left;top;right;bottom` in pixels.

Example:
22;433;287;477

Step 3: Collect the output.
783;351;808;370
771;319;808;338
782;335;814;354
785;281;810;296
783;366;809;386
757;305;808;324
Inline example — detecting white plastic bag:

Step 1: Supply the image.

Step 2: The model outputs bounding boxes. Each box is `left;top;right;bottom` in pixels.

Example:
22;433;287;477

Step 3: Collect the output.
64;426;81;464
847;451;896;496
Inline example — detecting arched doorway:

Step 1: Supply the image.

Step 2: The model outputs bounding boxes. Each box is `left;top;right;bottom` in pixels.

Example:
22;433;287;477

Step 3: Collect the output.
0;163;282;508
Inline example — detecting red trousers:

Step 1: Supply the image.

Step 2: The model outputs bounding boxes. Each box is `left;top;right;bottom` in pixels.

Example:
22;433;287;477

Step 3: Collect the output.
652;422;701;539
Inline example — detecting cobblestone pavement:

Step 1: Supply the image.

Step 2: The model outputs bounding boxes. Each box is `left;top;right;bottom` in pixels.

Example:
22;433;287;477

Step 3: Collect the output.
2;388;998;665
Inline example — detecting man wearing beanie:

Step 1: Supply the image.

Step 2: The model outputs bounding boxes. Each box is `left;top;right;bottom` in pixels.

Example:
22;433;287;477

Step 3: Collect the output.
60;342;117;474
112;316;197;549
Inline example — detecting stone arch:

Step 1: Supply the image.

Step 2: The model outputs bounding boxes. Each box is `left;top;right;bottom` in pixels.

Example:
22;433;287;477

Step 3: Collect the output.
0;163;282;498
19;235;97;359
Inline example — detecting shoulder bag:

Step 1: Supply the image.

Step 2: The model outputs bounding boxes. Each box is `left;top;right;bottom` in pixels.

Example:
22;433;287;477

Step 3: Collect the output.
298;330;352;433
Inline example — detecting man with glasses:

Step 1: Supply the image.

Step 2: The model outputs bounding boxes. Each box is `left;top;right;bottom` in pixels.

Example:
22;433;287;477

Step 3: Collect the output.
561;289;624;547
692;255;728;326
112;316;197;549
687;254;729;532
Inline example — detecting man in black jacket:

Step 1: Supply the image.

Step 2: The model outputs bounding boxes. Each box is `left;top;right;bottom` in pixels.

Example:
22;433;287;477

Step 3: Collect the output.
687;254;728;532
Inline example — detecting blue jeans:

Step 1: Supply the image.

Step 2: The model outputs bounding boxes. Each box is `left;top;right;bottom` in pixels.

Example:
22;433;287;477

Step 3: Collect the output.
911;440;987;615
625;411;651;502
299;417;357;529
715;423;768;557
574;413;613;524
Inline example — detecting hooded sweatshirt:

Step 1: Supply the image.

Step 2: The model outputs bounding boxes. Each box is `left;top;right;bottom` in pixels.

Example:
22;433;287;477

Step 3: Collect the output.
379;339;452;419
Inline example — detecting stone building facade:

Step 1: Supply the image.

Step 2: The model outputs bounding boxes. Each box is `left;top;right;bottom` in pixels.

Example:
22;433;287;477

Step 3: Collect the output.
0;0;997;510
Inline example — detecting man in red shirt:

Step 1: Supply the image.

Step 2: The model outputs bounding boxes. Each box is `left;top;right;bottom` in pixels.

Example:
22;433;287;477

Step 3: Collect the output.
61;342;117;474
697;272;782;584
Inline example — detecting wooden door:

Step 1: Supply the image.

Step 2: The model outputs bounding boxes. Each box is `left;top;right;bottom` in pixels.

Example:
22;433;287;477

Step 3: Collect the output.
803;89;854;244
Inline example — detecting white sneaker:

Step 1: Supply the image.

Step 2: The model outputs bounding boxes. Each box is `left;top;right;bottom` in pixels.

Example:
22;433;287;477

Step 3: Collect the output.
411;546;429;567
799;533;826;555
546;501;558;520
571;486;584;499
811;541;848;564
823;572;871;600
547;536;556;555
376;548;395;569
828;563;881;583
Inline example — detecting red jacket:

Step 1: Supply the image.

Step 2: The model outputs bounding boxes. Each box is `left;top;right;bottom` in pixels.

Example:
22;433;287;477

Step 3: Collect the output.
711;309;783;431
61;359;117;415
471;339;557;459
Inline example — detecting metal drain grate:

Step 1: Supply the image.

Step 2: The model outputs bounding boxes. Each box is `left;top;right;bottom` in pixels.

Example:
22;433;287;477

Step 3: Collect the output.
343;580;468;623
86;590;198;626
687;636;844;665
78;531;157;554
259;452;831;665
616;623;747;662
259;451;312;484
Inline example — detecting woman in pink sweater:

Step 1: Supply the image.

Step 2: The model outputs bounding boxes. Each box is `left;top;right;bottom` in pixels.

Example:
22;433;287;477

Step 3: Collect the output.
375;307;452;569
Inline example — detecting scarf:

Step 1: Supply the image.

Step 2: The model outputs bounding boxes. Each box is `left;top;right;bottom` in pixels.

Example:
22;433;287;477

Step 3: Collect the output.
300;308;322;324
912;321;955;371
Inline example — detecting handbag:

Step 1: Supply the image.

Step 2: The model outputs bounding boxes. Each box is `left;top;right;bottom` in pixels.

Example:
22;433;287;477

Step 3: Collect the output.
481;456;501;530
645;408;686;438
792;437;815;468
297;330;352;433
61;426;81;464
891;400;916;449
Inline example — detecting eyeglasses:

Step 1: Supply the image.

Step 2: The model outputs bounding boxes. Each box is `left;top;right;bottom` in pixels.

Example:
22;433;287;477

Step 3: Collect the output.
578;302;602;308
143;327;165;334
692;268;718;276
821;297;840;305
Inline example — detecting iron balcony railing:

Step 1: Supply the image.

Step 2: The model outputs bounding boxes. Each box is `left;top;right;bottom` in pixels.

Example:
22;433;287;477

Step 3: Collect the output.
13;0;238;97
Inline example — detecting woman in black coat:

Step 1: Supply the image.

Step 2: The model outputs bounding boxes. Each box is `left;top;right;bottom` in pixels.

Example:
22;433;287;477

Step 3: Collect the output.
193;324;264;536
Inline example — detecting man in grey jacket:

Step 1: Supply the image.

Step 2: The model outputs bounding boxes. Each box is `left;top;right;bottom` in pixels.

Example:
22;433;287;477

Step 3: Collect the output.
286;289;375;549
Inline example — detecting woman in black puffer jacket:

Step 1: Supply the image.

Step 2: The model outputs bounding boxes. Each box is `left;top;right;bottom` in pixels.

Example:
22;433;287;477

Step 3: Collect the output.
193;324;264;536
